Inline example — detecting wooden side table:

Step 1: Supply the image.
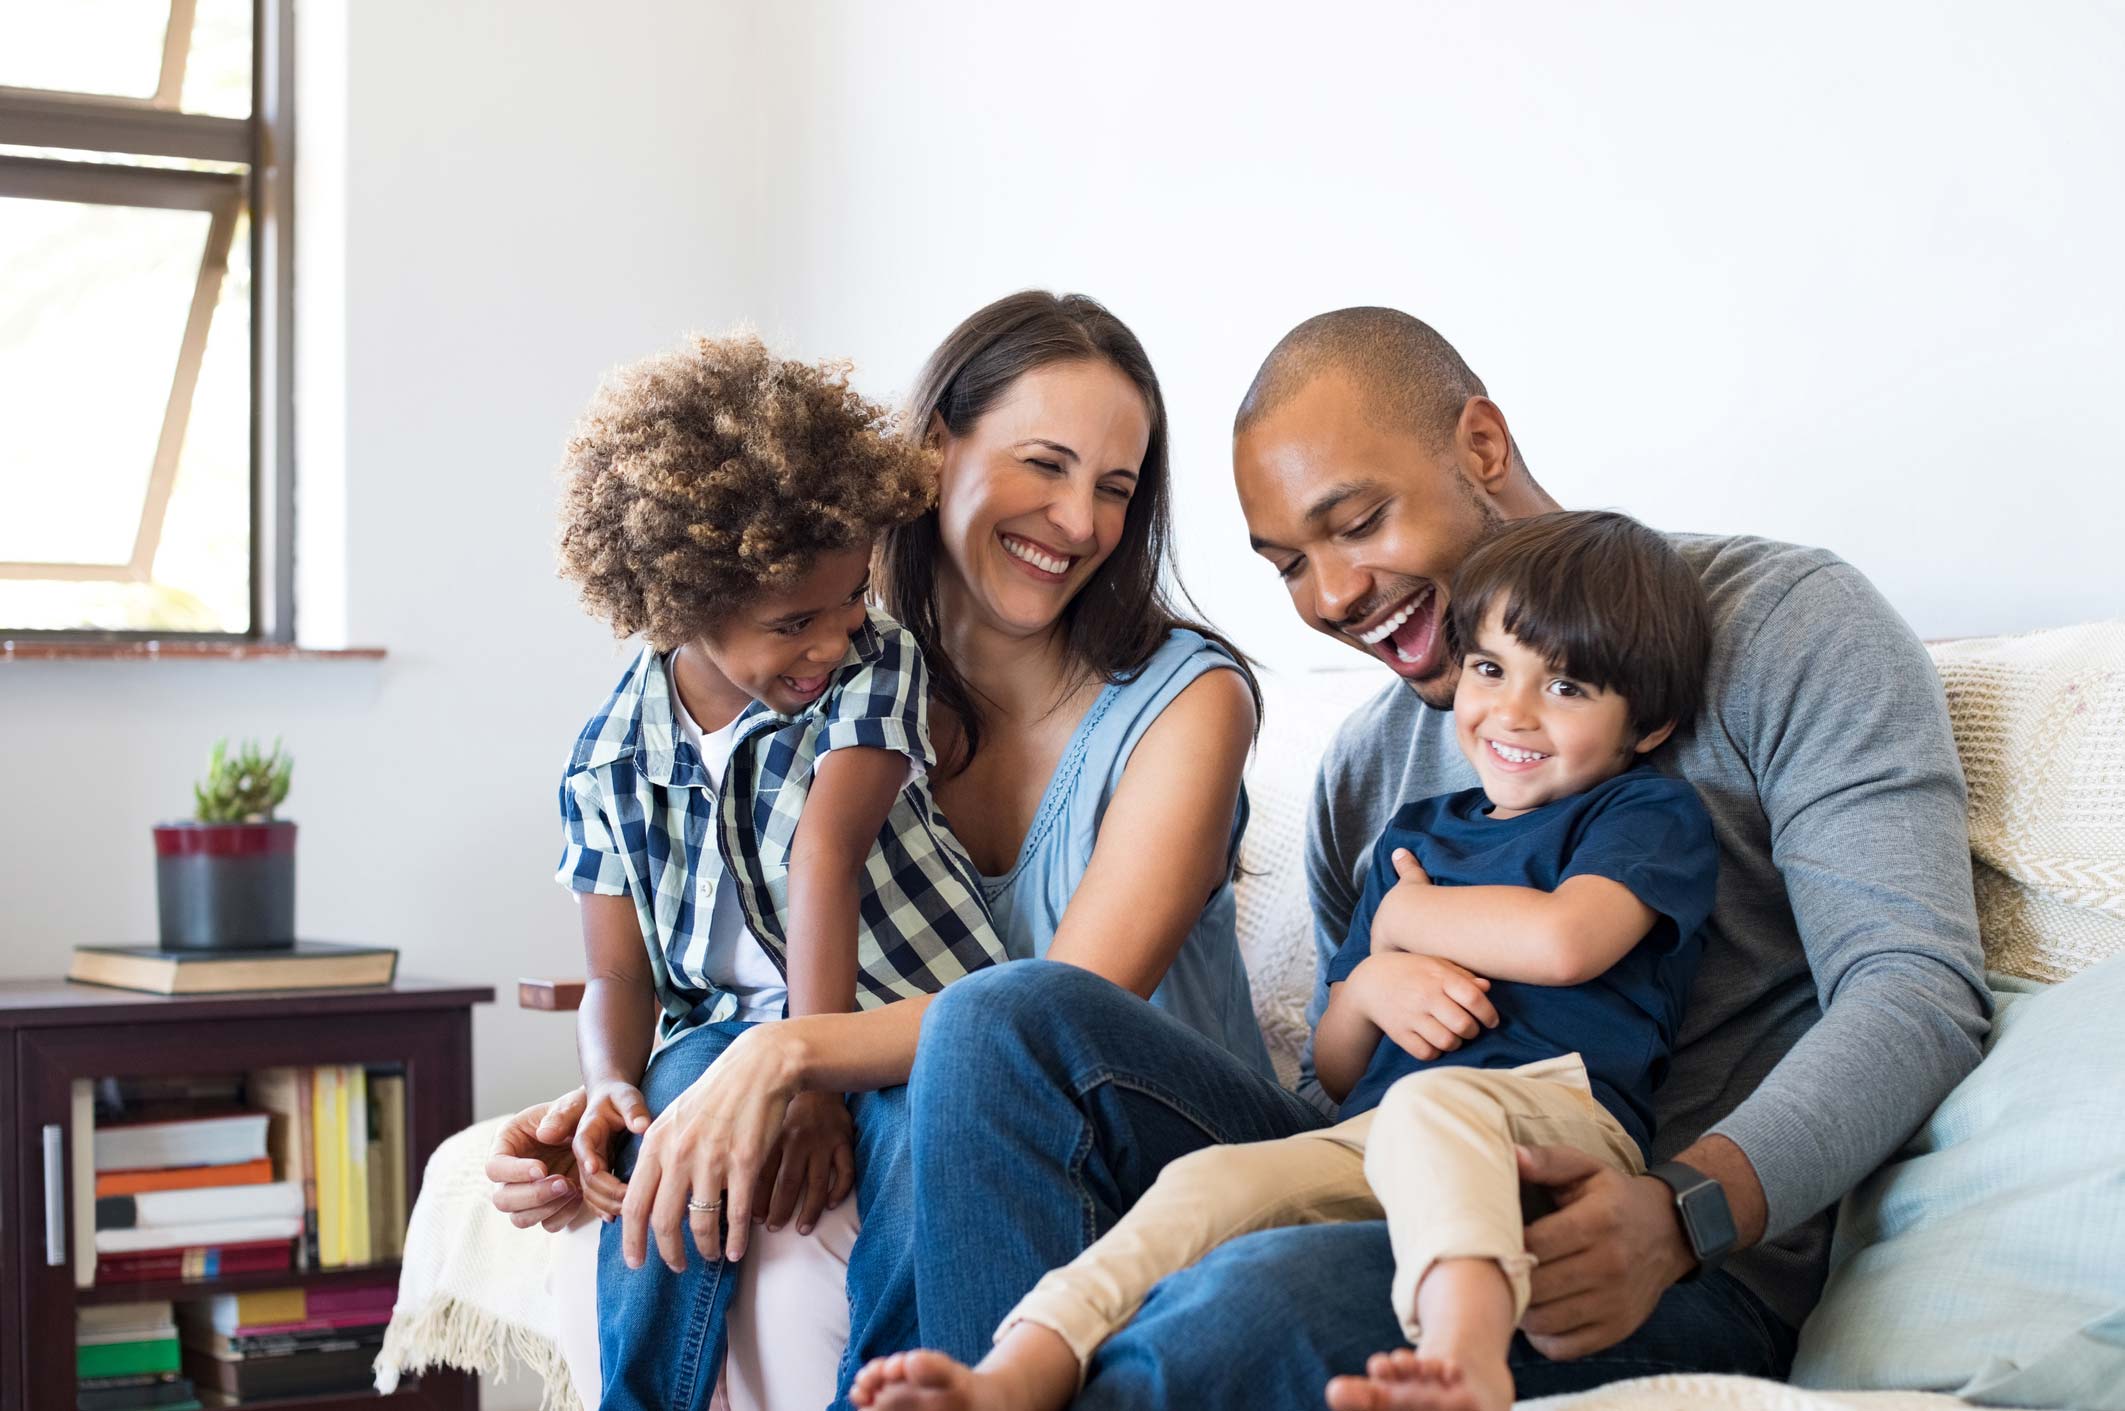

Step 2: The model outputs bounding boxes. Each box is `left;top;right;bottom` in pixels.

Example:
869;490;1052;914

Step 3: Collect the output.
0;976;493;1411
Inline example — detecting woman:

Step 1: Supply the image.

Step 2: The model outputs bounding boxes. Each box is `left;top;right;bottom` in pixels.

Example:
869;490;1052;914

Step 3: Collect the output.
488;292;1308;1408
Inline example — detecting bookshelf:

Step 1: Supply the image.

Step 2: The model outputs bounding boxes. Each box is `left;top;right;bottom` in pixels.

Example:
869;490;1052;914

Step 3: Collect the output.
0;977;492;1411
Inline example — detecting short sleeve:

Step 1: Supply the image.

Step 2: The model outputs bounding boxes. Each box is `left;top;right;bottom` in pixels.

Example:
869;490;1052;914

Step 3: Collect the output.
1559;773;1718;947
817;617;935;767
1324;833;1402;987
555;768;630;896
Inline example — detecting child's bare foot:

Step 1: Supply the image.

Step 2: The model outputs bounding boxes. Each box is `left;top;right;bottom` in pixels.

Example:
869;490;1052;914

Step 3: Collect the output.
850;1332;1078;1411
1324;1348;1514;1411
849;1350;988;1410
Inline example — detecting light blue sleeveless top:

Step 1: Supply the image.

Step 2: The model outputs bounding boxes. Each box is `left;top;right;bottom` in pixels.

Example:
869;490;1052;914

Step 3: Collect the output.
982;630;1277;1081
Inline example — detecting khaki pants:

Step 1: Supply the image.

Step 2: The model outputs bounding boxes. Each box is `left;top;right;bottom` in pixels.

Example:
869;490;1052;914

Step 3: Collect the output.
998;1054;1644;1373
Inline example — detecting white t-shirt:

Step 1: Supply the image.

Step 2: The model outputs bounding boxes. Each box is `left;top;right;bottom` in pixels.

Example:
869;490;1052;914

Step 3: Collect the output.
669;669;789;1024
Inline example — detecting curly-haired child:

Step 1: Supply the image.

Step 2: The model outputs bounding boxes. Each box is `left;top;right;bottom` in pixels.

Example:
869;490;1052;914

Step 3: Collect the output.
549;333;1010;1404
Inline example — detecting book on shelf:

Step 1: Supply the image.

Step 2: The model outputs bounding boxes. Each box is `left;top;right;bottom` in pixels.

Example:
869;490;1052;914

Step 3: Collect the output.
371;1067;409;1259
346;1064;372;1265
182;1281;395;1335
76;1375;200;1411
183;1342;383;1401
97;1180;303;1231
68;941;399;996
95;1215;303;1255
96;1238;293;1285
95;1111;270;1173
244;1067;317;1267
96;1158;273;1199
77;1332;181;1380
313;1066;344;1267
79;1301;178;1335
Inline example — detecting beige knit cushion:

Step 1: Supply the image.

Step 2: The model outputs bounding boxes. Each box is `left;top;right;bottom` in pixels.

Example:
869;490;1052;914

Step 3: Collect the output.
1928;622;2125;983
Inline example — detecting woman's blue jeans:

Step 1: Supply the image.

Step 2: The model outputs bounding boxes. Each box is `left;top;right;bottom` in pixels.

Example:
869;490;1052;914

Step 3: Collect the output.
899;960;1797;1406
595;1020;916;1411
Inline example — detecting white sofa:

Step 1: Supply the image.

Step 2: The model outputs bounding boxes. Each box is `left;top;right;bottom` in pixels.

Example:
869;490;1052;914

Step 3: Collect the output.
379;624;2125;1411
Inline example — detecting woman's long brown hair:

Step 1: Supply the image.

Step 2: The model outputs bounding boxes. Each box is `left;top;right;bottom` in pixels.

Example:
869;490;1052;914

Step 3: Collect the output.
880;290;1260;773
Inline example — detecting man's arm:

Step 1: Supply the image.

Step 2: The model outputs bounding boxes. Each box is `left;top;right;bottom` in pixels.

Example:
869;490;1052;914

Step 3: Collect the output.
1699;564;1990;1235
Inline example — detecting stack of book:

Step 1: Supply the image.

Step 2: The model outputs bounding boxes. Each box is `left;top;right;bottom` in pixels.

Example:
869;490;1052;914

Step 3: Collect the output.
92;1110;300;1285
177;1285;395;1403
72;1066;410;1289
248;1064;410;1269
76;1302;198;1411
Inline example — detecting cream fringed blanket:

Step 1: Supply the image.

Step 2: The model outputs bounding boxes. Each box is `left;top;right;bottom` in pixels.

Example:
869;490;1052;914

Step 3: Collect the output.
374;1115;601;1411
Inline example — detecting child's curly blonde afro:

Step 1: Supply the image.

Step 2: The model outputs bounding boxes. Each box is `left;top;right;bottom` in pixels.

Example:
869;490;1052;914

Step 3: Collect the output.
557;333;937;650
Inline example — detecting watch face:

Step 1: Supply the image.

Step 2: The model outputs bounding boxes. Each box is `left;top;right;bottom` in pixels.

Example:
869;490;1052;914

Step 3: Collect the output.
1680;1182;1738;1258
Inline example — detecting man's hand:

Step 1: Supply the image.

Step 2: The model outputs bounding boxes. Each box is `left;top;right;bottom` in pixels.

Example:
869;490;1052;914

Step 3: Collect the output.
1370;848;1434;954
751;1090;855;1236
1350;951;1498;1061
1515;1143;1695;1360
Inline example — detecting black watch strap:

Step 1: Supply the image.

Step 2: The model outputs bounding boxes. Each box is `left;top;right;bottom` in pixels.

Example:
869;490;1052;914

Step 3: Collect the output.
1647;1161;1737;1282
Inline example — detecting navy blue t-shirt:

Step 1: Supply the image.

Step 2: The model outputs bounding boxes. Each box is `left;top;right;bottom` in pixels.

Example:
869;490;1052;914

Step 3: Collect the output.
1324;764;1717;1155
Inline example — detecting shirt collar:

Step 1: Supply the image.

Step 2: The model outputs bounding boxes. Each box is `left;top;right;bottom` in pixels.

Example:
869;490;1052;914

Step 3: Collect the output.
579;609;894;783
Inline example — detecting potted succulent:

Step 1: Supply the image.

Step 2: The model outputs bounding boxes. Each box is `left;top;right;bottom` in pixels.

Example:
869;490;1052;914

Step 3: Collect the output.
153;738;297;951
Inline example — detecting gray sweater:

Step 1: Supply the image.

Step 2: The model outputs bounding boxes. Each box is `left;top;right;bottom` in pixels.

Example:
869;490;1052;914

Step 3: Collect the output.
1300;533;1991;1331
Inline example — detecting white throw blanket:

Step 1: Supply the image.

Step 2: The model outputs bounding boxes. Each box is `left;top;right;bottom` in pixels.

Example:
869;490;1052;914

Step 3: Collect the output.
375;1114;601;1411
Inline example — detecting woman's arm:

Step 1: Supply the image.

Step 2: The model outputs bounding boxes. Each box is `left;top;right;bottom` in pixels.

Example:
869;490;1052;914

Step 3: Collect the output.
1042;667;1257;996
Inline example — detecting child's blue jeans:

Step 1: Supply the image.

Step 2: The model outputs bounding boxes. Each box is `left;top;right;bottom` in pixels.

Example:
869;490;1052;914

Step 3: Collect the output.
594;1019;914;1411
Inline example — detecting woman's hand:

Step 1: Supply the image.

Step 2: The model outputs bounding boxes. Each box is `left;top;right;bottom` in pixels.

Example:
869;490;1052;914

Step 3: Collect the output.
572;1079;653;1220
485;1088;590;1232
1349;951;1498;1061
620;1023;805;1271
752;1090;855;1237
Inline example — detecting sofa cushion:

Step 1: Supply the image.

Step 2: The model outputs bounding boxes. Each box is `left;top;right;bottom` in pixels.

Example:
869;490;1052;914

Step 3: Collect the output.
1928;622;2125;983
1790;957;2125;1407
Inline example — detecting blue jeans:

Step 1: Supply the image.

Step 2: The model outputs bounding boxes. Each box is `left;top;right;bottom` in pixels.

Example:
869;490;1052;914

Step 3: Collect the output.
597;1020;917;1411
906;961;1797;1405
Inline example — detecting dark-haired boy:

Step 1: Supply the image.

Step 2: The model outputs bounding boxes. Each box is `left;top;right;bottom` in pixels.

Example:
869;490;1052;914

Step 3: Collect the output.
852;510;1717;1411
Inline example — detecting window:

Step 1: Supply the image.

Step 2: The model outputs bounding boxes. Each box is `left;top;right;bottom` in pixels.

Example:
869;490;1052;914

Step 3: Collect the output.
0;0;292;639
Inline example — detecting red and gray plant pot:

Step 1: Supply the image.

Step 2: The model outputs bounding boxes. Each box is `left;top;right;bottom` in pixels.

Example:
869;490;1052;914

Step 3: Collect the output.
152;820;298;951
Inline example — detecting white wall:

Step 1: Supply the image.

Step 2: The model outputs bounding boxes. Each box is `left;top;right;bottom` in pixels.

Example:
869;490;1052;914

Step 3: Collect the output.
6;0;2122;1273
732;0;2125;671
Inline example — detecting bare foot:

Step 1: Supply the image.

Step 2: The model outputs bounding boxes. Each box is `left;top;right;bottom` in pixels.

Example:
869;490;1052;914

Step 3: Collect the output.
848;1350;1020;1411
1324;1348;1514;1411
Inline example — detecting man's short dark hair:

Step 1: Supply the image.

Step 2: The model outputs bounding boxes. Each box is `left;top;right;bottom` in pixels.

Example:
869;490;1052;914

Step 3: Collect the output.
1448;510;1711;743
1235;306;1492;453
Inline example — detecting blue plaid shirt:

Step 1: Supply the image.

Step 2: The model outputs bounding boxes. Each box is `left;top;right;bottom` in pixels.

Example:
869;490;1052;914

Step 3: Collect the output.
557;607;1007;1039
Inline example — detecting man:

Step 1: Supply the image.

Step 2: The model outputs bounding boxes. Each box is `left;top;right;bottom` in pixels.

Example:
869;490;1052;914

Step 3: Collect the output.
904;307;1989;1405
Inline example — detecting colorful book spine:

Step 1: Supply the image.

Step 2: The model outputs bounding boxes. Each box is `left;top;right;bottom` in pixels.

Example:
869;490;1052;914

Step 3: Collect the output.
313;1067;343;1268
76;1337;181;1379
96;1158;273;1199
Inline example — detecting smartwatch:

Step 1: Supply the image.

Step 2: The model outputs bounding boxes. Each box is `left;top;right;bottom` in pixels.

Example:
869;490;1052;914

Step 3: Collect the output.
1647;1161;1737;1282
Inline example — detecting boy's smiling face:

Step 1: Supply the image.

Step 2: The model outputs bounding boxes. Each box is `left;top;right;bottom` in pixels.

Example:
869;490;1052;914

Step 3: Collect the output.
1453;605;1673;818
691;545;874;717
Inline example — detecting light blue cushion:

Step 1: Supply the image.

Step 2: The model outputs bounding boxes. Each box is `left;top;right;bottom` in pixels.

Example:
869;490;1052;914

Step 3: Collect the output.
1792;957;2125;1406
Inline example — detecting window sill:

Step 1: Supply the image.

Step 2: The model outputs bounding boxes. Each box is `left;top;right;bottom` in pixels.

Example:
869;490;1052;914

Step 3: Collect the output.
0;640;386;662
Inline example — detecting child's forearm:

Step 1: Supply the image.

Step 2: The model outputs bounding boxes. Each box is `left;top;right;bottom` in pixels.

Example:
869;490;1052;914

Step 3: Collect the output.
575;891;658;1089
1372;879;1651;986
1313;977;1382;1104
576;977;657;1089
782;851;862;1017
